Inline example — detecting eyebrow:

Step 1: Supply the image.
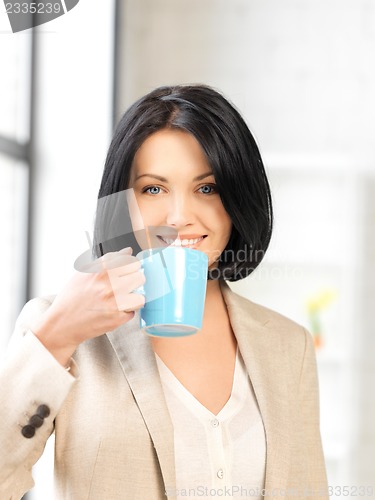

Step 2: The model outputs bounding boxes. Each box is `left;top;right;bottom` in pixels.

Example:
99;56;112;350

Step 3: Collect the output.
134;172;214;182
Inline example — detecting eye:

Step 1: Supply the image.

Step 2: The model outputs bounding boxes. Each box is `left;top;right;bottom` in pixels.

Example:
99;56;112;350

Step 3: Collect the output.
142;186;162;195
198;184;217;194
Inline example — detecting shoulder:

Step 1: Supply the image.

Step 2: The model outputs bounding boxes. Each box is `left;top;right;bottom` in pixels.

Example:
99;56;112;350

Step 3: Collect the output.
221;280;310;355
222;280;305;330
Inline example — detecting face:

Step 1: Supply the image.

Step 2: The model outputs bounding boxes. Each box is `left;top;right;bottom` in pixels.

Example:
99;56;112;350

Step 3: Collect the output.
127;128;232;270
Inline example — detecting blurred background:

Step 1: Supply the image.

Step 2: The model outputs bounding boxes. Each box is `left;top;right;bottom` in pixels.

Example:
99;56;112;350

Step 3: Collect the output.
0;0;374;498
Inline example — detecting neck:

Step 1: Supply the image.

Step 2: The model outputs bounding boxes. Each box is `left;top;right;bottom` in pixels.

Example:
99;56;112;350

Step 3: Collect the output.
202;278;233;337
205;278;224;306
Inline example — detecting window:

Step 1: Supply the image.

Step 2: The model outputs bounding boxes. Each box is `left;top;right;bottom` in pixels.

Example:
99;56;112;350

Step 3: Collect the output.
0;27;31;355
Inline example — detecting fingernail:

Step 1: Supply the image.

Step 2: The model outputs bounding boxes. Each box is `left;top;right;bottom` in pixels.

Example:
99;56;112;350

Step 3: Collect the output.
119;247;132;254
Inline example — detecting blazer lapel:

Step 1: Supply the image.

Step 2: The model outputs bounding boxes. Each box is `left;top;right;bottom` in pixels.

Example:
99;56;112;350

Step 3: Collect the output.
106;279;290;497
220;280;291;493
106;318;177;499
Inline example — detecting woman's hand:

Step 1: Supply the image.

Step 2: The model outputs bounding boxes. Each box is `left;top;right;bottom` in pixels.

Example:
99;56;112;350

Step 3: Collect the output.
31;247;145;367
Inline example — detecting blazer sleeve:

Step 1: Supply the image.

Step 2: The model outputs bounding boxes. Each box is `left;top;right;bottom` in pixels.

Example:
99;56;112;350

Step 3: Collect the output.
0;297;78;500
299;328;329;498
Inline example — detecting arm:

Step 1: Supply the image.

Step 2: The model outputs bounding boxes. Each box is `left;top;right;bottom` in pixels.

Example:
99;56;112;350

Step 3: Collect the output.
0;298;78;499
299;328;329;499
0;249;144;498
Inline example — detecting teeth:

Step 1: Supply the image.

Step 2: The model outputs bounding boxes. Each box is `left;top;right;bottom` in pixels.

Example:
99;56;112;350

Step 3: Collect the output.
159;236;204;247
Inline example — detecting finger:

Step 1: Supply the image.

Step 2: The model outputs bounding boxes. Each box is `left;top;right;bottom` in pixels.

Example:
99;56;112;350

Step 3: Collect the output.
118;247;133;255
107;270;145;306
102;247;133;257
85;254;140;273
118;292;146;313
111;273;145;310
100;251;138;267
106;260;142;282
120;310;135;322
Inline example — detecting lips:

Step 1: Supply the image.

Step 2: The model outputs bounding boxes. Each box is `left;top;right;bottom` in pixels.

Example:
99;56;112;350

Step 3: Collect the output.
157;235;207;248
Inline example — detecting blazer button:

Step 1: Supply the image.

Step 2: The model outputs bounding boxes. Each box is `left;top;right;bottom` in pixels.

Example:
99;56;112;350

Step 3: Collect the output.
217;469;224;479
21;425;36;438
36;404;50;419
29;414;44;428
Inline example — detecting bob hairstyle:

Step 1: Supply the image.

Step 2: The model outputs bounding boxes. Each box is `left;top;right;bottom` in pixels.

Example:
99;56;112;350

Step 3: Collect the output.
94;84;273;282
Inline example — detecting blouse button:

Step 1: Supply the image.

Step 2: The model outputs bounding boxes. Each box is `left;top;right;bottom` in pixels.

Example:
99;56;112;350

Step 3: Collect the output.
211;418;219;428
217;469;224;479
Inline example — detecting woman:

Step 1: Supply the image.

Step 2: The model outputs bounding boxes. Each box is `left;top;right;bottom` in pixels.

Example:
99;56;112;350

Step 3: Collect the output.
0;85;328;499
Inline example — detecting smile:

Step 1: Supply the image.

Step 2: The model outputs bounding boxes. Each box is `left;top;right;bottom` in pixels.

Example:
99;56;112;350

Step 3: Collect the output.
157;235;207;247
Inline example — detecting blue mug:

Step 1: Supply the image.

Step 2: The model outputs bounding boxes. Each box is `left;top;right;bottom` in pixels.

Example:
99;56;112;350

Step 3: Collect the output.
135;247;208;337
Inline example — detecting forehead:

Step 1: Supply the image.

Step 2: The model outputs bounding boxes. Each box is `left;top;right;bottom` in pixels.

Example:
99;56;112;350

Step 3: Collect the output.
131;129;213;179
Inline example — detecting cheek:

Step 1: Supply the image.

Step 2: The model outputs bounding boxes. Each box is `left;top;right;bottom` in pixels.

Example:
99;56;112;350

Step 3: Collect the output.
131;198;173;251
136;198;167;224
212;206;232;236
218;216;233;252
122;188;144;237
225;218;233;238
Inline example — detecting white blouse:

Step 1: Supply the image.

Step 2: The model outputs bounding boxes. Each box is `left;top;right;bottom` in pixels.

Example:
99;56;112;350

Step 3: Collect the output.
154;347;266;499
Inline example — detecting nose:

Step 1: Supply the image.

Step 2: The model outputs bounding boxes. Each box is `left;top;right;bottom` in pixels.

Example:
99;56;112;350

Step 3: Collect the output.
165;193;195;228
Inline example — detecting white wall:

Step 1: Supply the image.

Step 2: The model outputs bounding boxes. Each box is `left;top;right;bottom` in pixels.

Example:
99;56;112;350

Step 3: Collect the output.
30;1;114;299
118;0;375;166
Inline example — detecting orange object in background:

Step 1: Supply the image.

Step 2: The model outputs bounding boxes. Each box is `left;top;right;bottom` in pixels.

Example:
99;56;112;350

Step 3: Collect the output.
306;289;337;350
313;333;323;349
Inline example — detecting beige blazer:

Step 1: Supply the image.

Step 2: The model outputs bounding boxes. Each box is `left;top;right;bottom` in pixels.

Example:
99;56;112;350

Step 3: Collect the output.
0;280;328;499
